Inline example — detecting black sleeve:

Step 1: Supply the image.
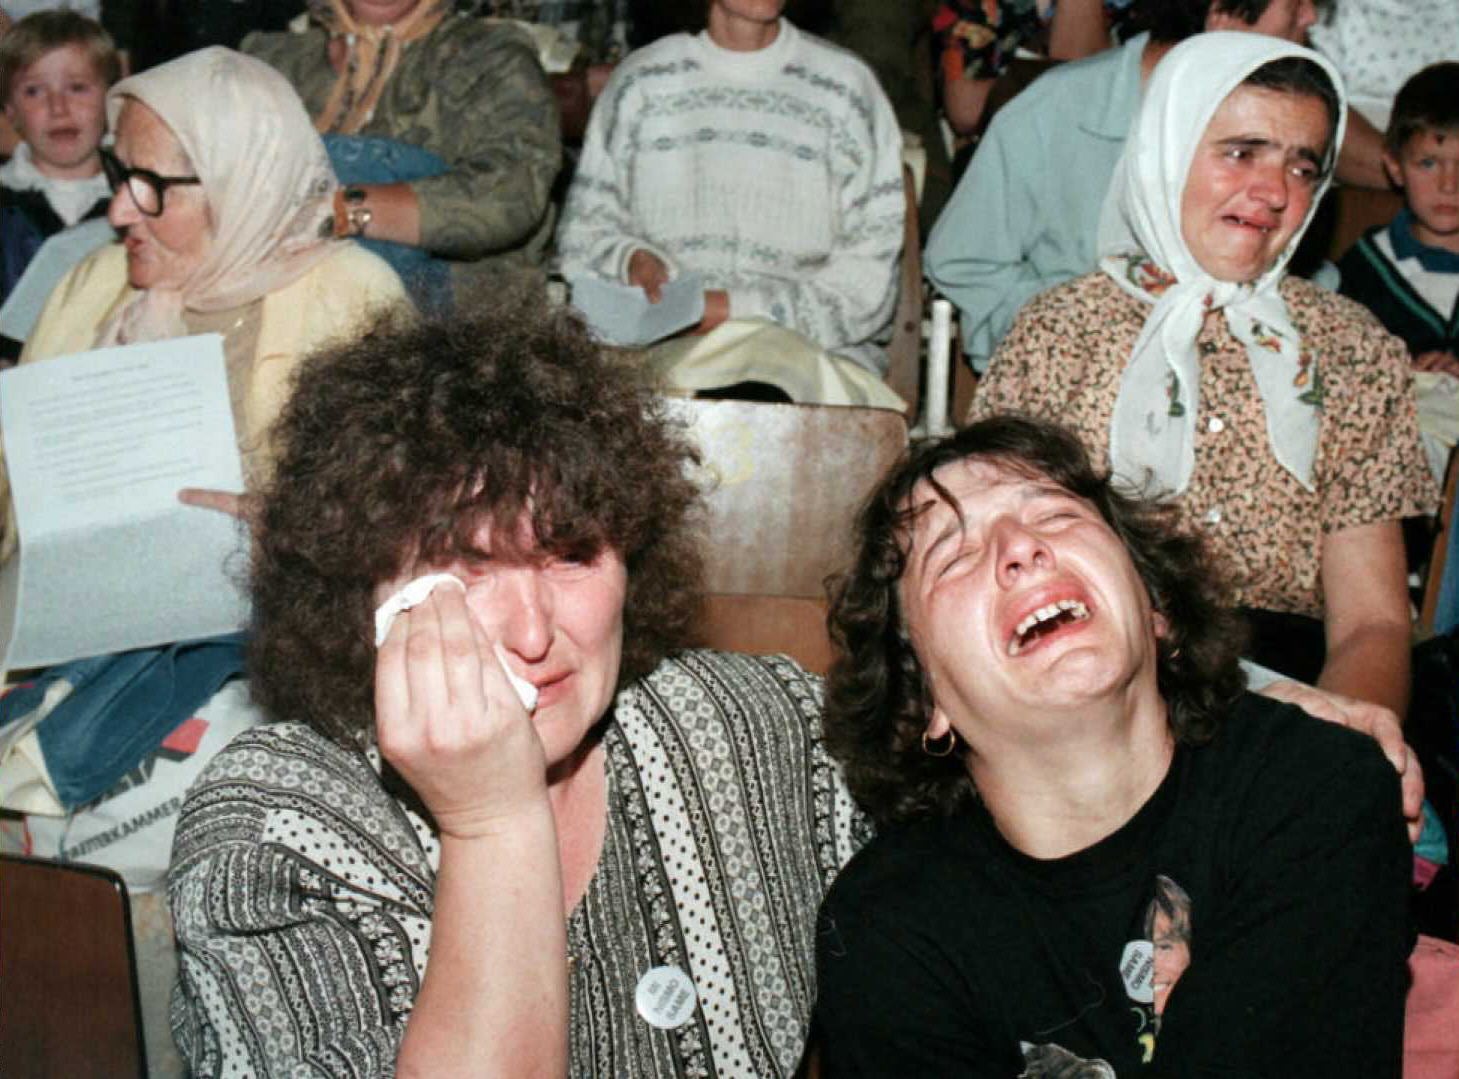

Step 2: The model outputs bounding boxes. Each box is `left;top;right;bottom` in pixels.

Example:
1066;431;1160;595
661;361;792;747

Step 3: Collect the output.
1152;731;1410;1078
814;887;1015;1078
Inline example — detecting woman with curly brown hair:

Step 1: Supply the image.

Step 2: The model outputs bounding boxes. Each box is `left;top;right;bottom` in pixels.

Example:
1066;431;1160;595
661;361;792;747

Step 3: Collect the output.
166;305;867;1077
813;415;1411;1077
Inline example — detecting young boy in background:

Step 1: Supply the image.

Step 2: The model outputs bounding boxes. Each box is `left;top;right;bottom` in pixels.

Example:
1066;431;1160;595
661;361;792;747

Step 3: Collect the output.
0;9;117;306
1338;63;1459;377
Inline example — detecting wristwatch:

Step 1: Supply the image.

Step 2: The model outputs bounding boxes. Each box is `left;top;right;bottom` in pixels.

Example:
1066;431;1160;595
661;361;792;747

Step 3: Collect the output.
333;186;373;239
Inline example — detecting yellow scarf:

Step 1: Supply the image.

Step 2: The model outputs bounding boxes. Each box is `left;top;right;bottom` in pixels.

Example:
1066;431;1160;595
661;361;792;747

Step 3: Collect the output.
312;0;448;135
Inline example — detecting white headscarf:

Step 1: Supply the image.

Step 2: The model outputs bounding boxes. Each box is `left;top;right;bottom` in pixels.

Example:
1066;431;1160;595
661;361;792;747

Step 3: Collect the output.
1097;32;1346;497
97;47;341;346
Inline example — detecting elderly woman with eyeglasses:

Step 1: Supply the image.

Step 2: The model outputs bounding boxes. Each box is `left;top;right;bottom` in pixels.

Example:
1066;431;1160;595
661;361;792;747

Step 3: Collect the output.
10;47;405;526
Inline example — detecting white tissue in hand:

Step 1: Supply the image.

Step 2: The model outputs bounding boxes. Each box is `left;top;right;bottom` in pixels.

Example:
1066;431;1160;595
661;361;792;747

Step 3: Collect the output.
492;641;539;713
373;573;539;713
373;573;466;646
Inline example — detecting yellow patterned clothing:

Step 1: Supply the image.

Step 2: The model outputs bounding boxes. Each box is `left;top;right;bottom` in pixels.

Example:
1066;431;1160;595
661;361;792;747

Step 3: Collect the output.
972;272;1435;618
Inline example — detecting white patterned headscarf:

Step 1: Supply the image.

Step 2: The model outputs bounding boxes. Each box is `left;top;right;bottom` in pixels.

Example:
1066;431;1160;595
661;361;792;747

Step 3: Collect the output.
97;47;341;346
1097;32;1346;497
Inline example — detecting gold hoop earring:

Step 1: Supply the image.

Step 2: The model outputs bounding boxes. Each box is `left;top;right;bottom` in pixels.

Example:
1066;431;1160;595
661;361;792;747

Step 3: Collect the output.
921;729;956;757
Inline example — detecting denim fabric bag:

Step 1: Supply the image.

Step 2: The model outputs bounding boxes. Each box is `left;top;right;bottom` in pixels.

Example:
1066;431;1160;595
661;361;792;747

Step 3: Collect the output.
0;633;246;810
323;134;453;314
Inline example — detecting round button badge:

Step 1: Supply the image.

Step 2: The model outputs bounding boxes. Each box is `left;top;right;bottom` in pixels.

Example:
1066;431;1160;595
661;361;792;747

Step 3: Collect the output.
635;964;699;1029
1120;939;1156;1004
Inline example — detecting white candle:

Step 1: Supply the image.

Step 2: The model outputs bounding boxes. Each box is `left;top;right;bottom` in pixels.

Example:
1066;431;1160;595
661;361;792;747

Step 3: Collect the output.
925;299;954;437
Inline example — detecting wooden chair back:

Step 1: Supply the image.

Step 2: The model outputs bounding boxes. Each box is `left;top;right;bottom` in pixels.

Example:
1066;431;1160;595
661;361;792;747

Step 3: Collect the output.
1326;184;1405;262
669;398;909;669
0;854;146;1079
885;164;926;420
697;594;836;675
672;397;909;596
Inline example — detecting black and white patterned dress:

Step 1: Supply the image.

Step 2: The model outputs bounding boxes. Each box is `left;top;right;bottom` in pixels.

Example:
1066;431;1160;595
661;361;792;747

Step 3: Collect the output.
169;650;870;1077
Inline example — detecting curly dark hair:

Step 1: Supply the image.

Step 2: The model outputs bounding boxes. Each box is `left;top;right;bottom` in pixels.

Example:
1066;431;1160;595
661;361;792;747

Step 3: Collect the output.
249;305;704;748
824;415;1247;828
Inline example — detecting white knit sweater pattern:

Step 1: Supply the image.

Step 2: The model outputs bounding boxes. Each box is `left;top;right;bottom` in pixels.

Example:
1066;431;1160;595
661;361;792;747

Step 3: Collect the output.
557;19;905;373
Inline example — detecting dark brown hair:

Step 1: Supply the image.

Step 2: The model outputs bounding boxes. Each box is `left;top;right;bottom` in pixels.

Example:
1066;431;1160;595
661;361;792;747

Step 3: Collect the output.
0;10;120;101
1386;62;1459;156
1243;56;1341;173
249;304;704;747
1132;0;1330;43
824;415;1247;828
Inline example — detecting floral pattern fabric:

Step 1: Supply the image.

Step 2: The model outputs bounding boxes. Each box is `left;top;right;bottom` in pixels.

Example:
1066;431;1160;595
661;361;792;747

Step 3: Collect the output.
971;272;1435;618
932;0;1134;84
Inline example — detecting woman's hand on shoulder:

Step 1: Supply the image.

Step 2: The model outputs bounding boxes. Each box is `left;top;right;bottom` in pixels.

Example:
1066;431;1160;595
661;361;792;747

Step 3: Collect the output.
1258;679;1422;842
376;583;548;838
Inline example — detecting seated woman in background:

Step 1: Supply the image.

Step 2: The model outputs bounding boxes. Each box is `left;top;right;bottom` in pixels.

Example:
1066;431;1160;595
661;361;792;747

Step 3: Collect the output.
556;0;906;408
971;33;1433;715
244;0;561;311
169;305;868;1077
13;45;405;530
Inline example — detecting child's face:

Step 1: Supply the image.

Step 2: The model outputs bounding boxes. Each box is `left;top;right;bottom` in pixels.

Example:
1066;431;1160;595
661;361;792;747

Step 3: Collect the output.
3;43;107;180
1385;129;1459;253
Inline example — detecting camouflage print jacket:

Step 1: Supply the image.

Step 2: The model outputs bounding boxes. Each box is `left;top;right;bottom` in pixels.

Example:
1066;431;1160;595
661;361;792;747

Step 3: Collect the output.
245;15;562;298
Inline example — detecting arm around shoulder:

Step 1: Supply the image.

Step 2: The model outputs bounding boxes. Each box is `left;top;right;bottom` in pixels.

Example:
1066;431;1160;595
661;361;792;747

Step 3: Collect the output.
1318;519;1412;715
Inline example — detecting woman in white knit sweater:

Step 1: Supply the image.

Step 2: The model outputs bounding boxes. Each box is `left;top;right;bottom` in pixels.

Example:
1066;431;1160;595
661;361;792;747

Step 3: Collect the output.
556;0;906;405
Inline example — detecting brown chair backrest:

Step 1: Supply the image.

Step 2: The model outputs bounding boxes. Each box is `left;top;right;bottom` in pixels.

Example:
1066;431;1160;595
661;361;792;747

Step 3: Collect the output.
0;854;146;1079
1327;184;1405;263
884;164;926;420
670;398;909;666
671;397;909;597
697;593;836;674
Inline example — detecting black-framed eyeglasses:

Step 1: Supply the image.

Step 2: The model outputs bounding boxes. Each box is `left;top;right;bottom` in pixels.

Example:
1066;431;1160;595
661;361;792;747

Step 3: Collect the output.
100;147;202;217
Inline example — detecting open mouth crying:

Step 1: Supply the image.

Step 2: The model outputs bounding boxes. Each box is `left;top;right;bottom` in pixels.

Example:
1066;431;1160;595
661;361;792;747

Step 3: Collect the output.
1008;599;1090;656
